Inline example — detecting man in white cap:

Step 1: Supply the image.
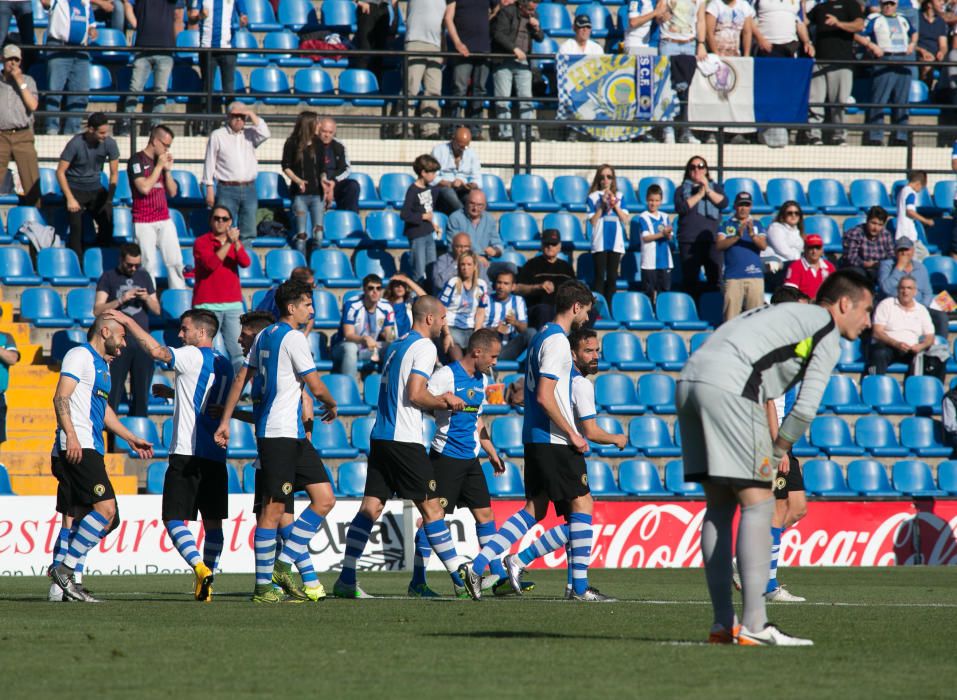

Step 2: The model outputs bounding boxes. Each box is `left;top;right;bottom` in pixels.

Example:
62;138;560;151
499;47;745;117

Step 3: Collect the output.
0;44;39;205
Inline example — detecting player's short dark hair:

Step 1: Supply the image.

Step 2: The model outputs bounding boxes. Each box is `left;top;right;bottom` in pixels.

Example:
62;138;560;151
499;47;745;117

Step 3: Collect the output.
181;309;219;337
467;327;501;353
362;273;383;289
555;280;593;313
568;327;597;351
150;124;174;143
815;269;873;306
413;153;440;176
119;242;141;259
274;279;313;318
907;170;927;185
240;310;274;333
87;112;108;129
290;266;313;284
865;206;888;223
645;184;663;199
210;204;233;221
494;269;515;283
769;286;810;305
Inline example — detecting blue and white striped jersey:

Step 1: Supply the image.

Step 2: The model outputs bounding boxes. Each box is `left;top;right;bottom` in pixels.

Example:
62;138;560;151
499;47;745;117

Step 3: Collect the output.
523;323;578;445
337;297;395;342
485;293;527;342
55;344;110;454
439;277;489;330
246;322;316;439
638;211;674;270
168;345;234;462
371;330;438;444
587;190;628;254
429;362;487;459
48;0;91;45
190;0;248;48
571;368;597;430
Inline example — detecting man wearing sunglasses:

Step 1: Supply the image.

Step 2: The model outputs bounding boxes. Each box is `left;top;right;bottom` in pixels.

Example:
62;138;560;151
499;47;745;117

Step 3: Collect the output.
332;273;396;379
716;191;767;322
0;44;39;206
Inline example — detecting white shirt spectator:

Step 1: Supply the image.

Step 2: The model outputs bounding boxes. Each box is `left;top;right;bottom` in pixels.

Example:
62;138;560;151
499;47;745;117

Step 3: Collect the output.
201;118;270;186
707;0;755;55
660;0;705;42
873;295;934;346
895;184;919;243
338;297;395;341
766;221;804;261
623;0;658;53
754;0;802;44
192;0;244;49
558;37;604;55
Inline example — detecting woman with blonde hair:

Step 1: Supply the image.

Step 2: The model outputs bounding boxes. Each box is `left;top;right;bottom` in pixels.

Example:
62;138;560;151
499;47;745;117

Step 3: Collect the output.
281;110;323;254
588;164;630;305
438;251;489;360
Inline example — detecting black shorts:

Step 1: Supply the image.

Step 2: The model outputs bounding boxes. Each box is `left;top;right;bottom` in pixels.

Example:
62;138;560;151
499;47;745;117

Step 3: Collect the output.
162;454;229;521
252;466;296;515
51;448;115;513
524;443;589;515
257;437;329;501
365;439;436;502
773;455;805;499
430;449;491;515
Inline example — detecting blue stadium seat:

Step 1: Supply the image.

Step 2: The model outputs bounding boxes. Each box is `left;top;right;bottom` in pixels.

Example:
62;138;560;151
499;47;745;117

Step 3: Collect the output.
810;416;865;456
263;30;312;67
279;0;318;30
212;67;253;104
821;375;870;414
50;329;87;362
655;291;709;330
379;173;415;208
637;177;676;213
499;211;540;250
362;373;381;406
766;178;812;212
232;29;267;66
312;420;360;458
338;69;384;107
145;462;167;494
256;171;291;208
837;337;865;373
537;2;574;37
577;3;613;37
265;249;307;282
791;433;822;457
354;248;396;280
855;415;910;457
160;289;191;327
936;461;957;495
588;291;619;330
628;416;681;457
321;0;358;32
115;416;168;458
531;37;559;73
37;248;87;286
312;290;341;329
899;417;952;457
7;205;48;242
846;459;898;496
552;175;589;212
149;374;173;415
808;178;857;215
350;172;386;210
689;331;712;355
237;253;272;287
324;209;365;246
168;170;203;207
612;176;640;211
66;287;95;327
490;415;524;458
113;170;133;207
293;67;344;106
224;464;242;494
226;419;257;458
351;416;374;455
250;66;297;104
366;210;404;248
588;416;637;457
637;373;676;414
88;64;118;103
338;460;367;496
175;28;200;63
586;460;625;495
169;66;203;103
601;332;654;371
862;375;913;414
610;291;662;330
803;215;842;254
892;460;947;497
480;173;518;212
595;373;645;414
510;174;560;212
904;375;944;416
722;177;772;214
482;461;525;497
645;331;688;371
38;169;63;204
842;215;865;233
663;460;704;497
323;374;372;416
244;0;282;30
0;246;41;284
803;459;855;496
849;178;892;211
20;288;72;328
543;212;589;251
310;249;360;287
922;255;957;294
932;181;957;214
618;459;670;496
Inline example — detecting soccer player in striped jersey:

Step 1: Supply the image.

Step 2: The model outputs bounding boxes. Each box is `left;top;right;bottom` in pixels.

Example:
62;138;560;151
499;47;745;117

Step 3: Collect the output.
107;308;234;602
458;281;612;601
215;279;339;603
333;296;469;599
49;315;154;603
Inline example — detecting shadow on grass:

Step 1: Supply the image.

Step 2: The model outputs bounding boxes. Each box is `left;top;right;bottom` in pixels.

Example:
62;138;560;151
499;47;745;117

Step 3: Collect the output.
424;630;703;644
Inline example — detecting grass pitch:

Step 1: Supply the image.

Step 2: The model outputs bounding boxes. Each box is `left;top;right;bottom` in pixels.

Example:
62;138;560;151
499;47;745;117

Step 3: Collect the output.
1;567;955;699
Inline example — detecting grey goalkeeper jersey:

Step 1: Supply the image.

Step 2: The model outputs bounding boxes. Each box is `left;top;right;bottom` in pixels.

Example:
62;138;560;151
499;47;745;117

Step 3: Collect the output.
680;303;840;444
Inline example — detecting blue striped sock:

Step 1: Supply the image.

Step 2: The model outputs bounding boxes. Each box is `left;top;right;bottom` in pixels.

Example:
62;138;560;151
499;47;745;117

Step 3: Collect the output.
518;524;569;567
411;526;431;587
74;523;108;579
339;513;374;586
472;509;535;575
278;508;324;566
203;528;224;571
476;521;507;579
51;526;70;569
767;526;783;594
297;551;319;585
423;519;465;575
254;527;277;587
62;511;109;570
568;513;593;595
166;520;202;568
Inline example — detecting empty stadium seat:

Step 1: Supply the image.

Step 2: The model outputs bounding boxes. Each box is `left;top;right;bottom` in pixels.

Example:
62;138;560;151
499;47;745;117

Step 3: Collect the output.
168;170;203;207
66;287;95;327
160;289;192;326
20;288;72;328
323;209;365;246
50;329;87;362
491;415;524;457
803;459;856;496
7;204;47;241
628;416;681;457
637;176;676;213
855;415;909;457
226;419;257;458
499;211;540;250
922;255;957;294
482;461;525;497
766;178;812;212
803;215;842;254
312;290;341;329
0;246;41;284
338;69;384;107
899;417;952;457
537;2;574;37
88;64;119;103
279;0;318;29
586;460;625;495
589;291;619;331
837;337;865;373
362;373;381;406
312;420;360;458
904;375;944;415
588;416;638;457
338;460;367;497
37;248;88;286
637;373;676;414
378;173;415;208
791;433;822;457
237;253;273;287
846;459;898;496
480;173;517;211
821;375;870;414
663;460;704;497
595;373;645;414
145;462;167;494
351;416;374;455
552;175;589;212
655;291;709;330
115;416;167;458
862;375;913;414
244;0;282;30
602;332;654;371
510;174;561;212
936;461;957;495
265;249;307;283
354;248;396;280
543;212;588;250
366;210;404;248
610;291;663;330
808;178;857;215
294;66;344;106
810;416;865;456
232;29;267;66
310;249;361;287
850;178;892;211
645;331;689;371
892;460;947;497
618;459;670;496
250;66;297;104
263;30;312;67
723;177;773;214
323;374;372;415
932;181;957;214
321;0;358;32
174;29;200;63
349;172;386;210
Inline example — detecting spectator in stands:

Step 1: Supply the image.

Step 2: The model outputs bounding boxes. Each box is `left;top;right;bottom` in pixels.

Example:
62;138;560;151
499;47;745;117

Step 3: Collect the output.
705;0;754;56
129;124;184;290
878;237;949;336
783;234;836;299
117;0;177;136
255;266;316;335
917;0;948;85
447;188;503;277
559;13;604;55
332;273;396;378
405;0;445;138
766;201;806;263
857;0;917;147
281;111;325;256
491;0;544;142
485;268;530;361
93;242;160;417
587;164;630;307
353;0;395;78
0;44;39;206
0;3;33;68
657;0;707;144
384;273;426;338
841;205;896;284
432;231;477;294
316;117;360;215
57;112;118;257
201;102;269;244
42;0;108;135
866;274;937;377
192;204;251;373
439;251;489;360
807;0;865;146
431;127;482;214
716;191;768;321
895;169;934;260
637;183;674;305
623;0;662;55
515;228;576;328
188;0;248;124
401;153;442;287
444;0;496;140
0;318;19;445
675;155;727;298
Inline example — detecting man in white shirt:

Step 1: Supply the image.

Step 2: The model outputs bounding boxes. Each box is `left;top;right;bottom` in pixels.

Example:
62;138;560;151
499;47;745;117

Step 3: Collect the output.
623;0;662;55
558;13;604;55
202;101;269;244
866;274;935;377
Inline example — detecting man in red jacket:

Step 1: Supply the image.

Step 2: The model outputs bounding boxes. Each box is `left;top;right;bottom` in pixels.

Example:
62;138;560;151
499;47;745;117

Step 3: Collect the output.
783;234;836;300
192;204;252;373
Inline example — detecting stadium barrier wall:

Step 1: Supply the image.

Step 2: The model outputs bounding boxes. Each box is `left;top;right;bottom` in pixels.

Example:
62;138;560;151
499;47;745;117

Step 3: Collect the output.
0;497;954;575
